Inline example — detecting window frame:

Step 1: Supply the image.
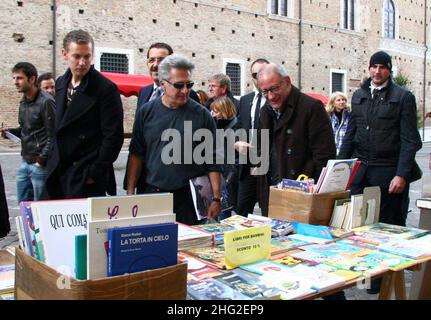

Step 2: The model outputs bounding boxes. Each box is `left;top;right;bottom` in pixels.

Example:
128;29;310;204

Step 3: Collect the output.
382;0;398;40
267;0;294;18
223;58;245;98
330;68;347;94
340;0;357;31
94;47;134;74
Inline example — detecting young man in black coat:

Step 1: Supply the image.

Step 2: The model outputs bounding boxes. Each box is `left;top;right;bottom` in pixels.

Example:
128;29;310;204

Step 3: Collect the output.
45;30;124;199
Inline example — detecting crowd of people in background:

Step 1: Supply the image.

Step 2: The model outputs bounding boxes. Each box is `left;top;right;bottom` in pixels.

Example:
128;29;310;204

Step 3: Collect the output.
0;31;424;295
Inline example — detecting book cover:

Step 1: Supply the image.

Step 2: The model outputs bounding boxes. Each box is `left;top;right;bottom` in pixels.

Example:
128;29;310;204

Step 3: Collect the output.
240;259;289;275
187;277;250;300
189;265;224;280
87;213;176;279
189;175;213;221
15;216;28;256
108;223;178;277
88;193;174;221
18;201;34;257
269;219;294;237
30;199;88;277
191;223;235;245
270;255;310;267
214;269;281;300
0;264;14;294
270;236;311;253
353;223;430;240
260;272;316;300
185;246;226;270
293;222;333;240
317;158;357;193
75;234;87;280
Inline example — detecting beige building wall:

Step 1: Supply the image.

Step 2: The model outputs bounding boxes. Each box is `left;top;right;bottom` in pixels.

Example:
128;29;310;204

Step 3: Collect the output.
0;0;430;131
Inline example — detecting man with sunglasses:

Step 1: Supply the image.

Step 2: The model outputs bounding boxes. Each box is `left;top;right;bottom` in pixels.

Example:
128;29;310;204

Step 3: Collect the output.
126;43;201;194
234;58;269;216
127;54;222;225
256;63;335;216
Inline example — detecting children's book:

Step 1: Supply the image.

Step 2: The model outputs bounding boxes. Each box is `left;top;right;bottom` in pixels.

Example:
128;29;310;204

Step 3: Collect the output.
375;238;431;260
270;254;310;267
293;223;333;240
240;259;289;275
87;213;176;279
188;223;235;245
317;159;357;193
302;242;368;257
30;199;88;278
270;236;311;255
185;246;226;270
107;223;178;277
19;201;37;257
189;266;224;280
187;277;250;300
0;264;14;294
214;269;281;300
259;272;316;300
353;223;430;240
269;219;294;237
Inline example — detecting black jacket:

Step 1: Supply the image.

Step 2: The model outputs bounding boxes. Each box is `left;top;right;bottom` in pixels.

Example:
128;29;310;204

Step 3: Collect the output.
9;90;55;166
45;66;124;198
338;78;422;179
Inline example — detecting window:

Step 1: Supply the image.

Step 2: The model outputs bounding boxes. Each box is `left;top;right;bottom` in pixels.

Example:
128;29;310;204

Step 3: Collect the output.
341;0;356;31
330;69;346;93
94;47;134;74
100;53;129;74
268;0;293;18
383;0;395;39
223;59;245;97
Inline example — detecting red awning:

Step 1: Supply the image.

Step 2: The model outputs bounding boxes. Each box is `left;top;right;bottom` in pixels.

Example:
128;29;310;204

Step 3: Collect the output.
304;92;329;106
101;72;153;97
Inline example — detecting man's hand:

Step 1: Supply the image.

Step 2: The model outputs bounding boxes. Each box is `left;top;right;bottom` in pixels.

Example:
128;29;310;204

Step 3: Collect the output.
234;141;253;155
207;200;221;220
388;176;406;194
0;128;8;138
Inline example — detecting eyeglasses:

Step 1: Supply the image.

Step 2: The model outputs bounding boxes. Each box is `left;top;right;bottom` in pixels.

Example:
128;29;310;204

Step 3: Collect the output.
164;80;194;90
251;72;258;79
147;57;165;64
260;83;283;97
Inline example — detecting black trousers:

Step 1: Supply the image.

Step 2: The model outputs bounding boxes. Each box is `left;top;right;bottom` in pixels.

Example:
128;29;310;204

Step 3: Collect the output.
144;185;198;226
0;164;10;238
236;172;258;217
350;165;408;226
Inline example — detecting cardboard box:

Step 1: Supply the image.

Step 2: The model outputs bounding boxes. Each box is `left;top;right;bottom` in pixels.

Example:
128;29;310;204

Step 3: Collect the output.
14;248;187;300
268;187;349;225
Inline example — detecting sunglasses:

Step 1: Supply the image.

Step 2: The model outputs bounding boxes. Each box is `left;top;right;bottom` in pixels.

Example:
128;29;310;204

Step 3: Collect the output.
251;72;258;79
165;80;194;90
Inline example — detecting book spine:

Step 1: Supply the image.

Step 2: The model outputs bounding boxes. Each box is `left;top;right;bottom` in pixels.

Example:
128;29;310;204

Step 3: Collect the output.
107;229;114;277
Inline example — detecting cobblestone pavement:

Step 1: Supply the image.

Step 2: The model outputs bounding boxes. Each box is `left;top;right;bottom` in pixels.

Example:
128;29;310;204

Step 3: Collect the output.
0;138;428;300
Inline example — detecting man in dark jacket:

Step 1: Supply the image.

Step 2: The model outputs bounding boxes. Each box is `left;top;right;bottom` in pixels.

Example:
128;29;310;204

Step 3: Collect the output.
1;62;55;203
339;51;422;227
338;51;422;294
45;30;124;199
256;63;336;216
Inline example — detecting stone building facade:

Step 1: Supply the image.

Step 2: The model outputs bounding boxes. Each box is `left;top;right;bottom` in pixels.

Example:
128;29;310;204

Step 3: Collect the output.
0;0;430;133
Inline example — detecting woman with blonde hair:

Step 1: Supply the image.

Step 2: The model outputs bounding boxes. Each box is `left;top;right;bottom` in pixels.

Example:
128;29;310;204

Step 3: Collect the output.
326;91;351;155
210;96;239;220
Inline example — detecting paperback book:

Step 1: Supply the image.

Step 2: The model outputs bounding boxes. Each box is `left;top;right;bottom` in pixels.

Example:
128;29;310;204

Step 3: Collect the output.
108;223;178;276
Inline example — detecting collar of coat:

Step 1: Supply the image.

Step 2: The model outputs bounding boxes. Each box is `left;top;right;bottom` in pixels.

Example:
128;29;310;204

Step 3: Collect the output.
360;77;392;96
57;65;95;93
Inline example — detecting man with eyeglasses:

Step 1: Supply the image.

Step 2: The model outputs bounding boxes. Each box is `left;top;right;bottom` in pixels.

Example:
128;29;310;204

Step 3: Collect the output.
256;63;335;216
127;54;222;225
206;73;239;112
234;58;269;216
137;42;200;109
